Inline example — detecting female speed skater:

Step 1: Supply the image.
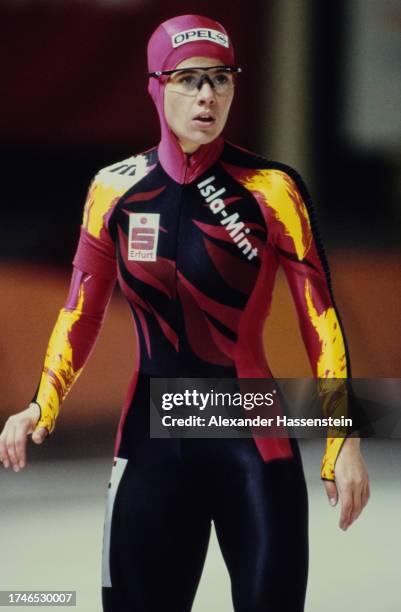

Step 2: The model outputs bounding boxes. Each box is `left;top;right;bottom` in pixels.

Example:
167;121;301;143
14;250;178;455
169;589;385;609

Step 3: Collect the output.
0;14;370;612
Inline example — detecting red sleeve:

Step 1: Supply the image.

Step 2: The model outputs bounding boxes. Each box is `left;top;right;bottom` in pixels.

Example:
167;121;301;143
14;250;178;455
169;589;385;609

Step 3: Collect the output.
73;226;116;281
32;165;120;433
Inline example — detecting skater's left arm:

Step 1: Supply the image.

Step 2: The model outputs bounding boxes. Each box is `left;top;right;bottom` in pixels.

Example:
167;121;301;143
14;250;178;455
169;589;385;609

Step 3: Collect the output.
251;167;370;529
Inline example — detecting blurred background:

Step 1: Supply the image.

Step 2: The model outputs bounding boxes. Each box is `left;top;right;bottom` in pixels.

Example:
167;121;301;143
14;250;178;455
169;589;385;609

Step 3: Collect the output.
0;1;400;611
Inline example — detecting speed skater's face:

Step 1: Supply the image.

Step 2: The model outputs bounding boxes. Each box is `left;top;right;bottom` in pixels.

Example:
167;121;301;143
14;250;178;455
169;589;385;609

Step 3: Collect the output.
164;57;235;154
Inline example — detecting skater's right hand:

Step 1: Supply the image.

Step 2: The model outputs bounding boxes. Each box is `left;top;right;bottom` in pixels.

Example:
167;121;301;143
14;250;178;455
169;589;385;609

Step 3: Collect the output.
0;403;48;472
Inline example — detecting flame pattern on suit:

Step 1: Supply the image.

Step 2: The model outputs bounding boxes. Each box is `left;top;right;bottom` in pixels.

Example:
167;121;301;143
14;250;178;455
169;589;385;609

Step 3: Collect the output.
35;287;85;433
243;169;312;260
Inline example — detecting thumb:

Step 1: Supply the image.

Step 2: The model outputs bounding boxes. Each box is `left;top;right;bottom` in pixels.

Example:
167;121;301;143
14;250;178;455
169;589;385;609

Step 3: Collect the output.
324;480;338;506
32;427;49;445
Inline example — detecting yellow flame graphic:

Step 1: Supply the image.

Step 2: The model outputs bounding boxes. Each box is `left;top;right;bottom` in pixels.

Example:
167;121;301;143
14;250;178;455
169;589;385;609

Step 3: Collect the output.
304;279;346;378
35;287;85;433
83;154;150;238
242;169;312;260
321;437;346;481
304;279;348;481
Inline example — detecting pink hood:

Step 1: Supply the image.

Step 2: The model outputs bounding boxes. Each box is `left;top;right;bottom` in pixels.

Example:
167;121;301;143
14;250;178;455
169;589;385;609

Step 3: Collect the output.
147;15;235;184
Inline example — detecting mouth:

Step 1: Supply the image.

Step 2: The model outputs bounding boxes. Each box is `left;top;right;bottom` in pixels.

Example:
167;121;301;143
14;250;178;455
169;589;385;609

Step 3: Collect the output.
192;112;216;127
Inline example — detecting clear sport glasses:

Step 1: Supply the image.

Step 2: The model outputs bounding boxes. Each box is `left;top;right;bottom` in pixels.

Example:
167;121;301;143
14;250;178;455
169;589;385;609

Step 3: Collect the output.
148;65;242;95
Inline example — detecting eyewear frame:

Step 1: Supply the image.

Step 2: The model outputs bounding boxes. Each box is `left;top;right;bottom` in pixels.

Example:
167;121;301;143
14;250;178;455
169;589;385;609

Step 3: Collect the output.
148;65;242;78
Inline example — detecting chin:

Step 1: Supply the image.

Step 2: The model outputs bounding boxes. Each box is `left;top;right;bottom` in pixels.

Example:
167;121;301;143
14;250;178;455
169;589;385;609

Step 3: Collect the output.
191;130;220;146
177;128;222;153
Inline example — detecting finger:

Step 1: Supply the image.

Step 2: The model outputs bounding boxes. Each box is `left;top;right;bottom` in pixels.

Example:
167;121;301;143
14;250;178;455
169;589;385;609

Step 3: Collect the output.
339;488;353;531
5;423;19;472
14;421;31;469
32;427;49;445
324;480;338;506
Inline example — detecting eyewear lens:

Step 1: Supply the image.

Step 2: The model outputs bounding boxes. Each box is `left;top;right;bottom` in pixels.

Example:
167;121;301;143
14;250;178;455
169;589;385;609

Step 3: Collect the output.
151;66;241;95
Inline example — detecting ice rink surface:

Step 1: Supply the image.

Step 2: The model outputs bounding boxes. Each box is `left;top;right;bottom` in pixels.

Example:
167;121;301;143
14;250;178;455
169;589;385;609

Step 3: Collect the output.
1;436;400;612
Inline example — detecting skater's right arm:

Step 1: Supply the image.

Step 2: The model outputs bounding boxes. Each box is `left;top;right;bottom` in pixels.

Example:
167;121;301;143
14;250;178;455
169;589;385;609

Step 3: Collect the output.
0;172;119;472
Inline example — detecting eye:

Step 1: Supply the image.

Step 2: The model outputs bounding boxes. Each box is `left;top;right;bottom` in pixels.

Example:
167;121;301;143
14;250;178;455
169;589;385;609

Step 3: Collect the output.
177;74;197;87
212;73;230;87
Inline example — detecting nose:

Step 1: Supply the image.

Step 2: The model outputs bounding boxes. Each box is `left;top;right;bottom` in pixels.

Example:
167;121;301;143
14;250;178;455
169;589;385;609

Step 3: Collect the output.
196;79;216;104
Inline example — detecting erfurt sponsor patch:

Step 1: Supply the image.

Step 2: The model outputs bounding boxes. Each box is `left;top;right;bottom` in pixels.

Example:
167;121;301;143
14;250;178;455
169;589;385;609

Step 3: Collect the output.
128;213;160;262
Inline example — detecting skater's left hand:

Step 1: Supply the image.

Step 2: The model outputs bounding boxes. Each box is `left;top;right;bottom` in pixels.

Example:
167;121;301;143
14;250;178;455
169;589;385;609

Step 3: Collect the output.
323;438;370;531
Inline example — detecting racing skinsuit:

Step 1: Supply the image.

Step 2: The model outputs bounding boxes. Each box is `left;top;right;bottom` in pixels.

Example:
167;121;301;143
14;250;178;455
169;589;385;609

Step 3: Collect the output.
33;136;349;612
